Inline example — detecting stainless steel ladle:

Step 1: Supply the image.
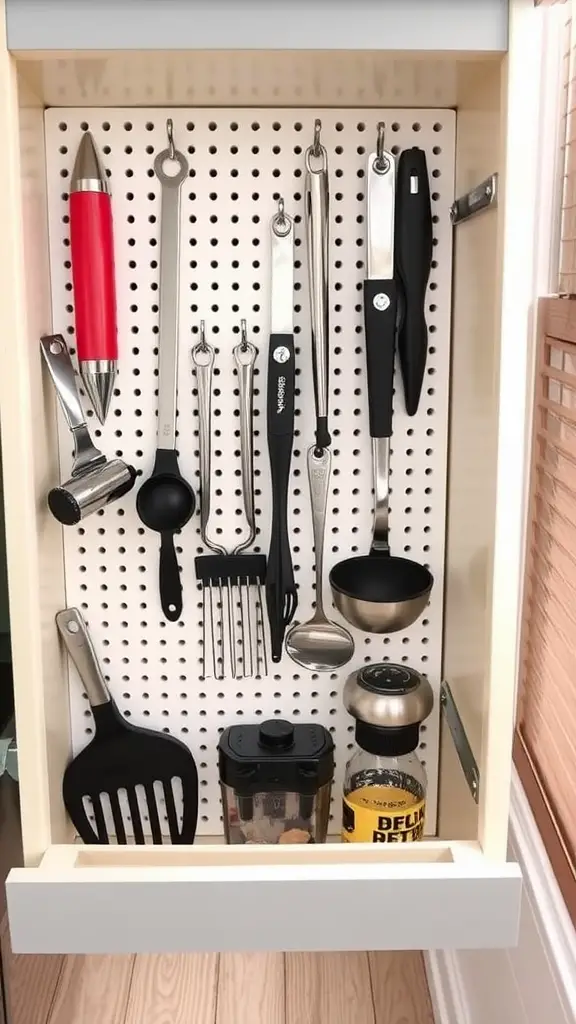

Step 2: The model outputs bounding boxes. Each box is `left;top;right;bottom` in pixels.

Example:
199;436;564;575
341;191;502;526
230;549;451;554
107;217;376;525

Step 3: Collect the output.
286;447;354;671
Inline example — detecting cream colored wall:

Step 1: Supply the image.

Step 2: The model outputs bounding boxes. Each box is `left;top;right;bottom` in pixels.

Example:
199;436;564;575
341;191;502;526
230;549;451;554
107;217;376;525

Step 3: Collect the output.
13;51;500;109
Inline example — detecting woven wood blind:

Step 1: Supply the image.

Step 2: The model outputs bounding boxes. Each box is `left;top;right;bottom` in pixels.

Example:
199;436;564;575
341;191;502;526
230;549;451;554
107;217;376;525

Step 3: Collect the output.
559;1;576;292
517;298;576;919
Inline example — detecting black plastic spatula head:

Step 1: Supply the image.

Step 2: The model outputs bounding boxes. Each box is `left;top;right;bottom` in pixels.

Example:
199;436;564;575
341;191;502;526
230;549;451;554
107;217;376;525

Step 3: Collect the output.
56;608;198;845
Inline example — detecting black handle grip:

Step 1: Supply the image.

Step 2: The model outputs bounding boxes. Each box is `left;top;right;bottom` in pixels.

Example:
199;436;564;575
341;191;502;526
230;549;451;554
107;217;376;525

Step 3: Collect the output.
267;334;295;437
398;306;428;417
396;147;433;417
266;333;297;660
159;530;182;622
315;416;330;451
363;278;397;439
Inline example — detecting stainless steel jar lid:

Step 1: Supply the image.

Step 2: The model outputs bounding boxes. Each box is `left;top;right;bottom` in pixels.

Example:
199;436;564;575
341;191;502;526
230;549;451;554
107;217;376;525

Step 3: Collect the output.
343;663;434;730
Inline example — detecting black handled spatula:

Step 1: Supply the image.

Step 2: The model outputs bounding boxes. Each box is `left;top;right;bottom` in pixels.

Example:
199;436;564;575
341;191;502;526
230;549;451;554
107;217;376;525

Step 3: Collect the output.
56;607;198;845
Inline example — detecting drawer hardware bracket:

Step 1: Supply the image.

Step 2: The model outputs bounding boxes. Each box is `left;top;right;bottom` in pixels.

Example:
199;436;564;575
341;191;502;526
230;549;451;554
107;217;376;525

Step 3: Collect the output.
440;681;479;803
450;173;498;225
0;720;18;782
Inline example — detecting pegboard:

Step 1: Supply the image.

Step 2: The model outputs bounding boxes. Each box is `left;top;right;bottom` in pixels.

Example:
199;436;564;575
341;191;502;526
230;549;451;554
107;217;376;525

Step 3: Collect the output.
44;108;455;839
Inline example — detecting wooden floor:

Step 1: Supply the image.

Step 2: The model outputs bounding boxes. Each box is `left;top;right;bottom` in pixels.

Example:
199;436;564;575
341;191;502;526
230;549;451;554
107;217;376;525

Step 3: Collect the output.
4;950;435;1024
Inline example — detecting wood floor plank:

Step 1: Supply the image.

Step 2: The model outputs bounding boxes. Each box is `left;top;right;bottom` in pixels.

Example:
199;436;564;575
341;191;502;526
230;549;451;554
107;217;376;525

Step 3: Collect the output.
368;951;435;1024
2;920;64;1024
285;952;375;1024
124;954;219;1024
217;953;284;1024
47;955;135;1024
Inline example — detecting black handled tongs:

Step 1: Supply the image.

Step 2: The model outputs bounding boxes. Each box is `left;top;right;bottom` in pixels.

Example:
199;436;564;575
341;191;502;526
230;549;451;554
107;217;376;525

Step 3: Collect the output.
266;198;298;661
395;146;433;416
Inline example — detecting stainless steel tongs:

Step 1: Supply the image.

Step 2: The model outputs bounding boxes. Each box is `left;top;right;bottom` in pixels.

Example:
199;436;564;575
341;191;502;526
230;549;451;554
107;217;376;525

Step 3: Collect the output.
305;118;331;453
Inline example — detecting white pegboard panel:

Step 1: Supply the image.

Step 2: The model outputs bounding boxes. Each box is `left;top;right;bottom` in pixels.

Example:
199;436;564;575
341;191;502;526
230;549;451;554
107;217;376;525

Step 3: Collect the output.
44;108;455;839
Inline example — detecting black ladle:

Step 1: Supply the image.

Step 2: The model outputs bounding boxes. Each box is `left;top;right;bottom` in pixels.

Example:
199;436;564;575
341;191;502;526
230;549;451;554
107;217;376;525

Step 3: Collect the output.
137;450;195;621
136;122;195;621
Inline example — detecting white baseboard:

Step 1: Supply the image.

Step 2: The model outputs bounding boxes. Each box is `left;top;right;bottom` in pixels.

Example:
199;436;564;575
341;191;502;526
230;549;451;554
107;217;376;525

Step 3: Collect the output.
425;767;576;1024
425;949;471;1024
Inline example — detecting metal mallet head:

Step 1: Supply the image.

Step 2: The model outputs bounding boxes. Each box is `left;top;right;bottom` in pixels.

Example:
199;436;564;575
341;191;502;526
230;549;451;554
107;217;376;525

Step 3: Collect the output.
48;458;136;526
40;334;136;526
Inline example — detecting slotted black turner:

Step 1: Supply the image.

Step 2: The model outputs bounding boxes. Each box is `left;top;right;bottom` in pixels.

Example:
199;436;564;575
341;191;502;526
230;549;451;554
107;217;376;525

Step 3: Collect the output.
56;608;198;845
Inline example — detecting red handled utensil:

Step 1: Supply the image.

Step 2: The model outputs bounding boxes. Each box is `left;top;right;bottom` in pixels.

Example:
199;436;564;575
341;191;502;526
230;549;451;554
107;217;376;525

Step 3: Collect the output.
70;131;118;424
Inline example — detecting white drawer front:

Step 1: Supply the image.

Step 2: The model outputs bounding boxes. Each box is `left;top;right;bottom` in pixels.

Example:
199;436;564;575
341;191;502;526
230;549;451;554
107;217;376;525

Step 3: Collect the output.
6;0;509;52
6;843;521;953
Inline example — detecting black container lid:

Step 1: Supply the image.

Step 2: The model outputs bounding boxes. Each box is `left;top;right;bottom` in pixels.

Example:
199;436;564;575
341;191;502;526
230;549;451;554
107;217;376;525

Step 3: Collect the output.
218;720;335;795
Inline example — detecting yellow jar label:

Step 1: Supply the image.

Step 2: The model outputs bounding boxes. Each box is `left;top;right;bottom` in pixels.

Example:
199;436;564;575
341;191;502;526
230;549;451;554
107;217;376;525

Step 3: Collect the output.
342;785;425;843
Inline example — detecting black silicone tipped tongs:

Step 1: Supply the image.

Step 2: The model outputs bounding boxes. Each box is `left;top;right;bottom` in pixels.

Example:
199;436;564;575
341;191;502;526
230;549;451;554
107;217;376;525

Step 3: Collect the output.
266;198;298;661
395;146;433;416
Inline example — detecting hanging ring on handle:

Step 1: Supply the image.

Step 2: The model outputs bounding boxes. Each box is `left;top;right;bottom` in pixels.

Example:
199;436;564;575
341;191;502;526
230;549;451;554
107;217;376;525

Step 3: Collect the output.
305;118;328;175
167;118;175;161
374;121;390;175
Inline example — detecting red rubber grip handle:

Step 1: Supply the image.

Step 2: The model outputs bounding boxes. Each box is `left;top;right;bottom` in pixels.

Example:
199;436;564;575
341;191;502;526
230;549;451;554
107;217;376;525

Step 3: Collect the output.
70;191;117;362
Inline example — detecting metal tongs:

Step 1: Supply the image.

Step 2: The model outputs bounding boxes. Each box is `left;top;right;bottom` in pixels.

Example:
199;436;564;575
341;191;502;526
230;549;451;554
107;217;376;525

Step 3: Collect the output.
193;323;267;680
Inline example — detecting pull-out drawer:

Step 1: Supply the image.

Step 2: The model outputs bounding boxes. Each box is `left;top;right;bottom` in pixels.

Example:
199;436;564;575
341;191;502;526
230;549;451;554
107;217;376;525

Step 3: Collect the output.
7;843;521;953
0;0;551;954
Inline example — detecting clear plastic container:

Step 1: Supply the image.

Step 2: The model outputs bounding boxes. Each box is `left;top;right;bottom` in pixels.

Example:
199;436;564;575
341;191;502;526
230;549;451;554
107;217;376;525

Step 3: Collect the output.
218;719;334;844
220;781;333;845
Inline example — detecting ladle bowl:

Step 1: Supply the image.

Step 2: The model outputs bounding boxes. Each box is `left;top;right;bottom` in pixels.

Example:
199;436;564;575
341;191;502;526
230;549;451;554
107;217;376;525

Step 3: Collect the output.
136;471;195;532
329;554;433;633
136;449;196;621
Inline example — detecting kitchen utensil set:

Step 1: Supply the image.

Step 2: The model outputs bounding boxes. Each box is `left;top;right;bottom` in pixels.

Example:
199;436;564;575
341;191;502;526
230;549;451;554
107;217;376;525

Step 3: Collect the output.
50;115;436;848
46;117;434;673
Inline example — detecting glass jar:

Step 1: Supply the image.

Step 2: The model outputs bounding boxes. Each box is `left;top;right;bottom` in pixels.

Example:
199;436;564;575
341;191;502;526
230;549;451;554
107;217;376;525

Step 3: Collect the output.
343;743;427;844
341;663;433;844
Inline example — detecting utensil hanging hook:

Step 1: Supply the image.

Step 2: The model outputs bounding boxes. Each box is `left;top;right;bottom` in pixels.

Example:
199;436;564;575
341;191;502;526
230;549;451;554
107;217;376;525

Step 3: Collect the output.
272;195;292;237
167;118;175;161
240;318;249;352
374;121;389;174
199;318;208;353
313;118;322;158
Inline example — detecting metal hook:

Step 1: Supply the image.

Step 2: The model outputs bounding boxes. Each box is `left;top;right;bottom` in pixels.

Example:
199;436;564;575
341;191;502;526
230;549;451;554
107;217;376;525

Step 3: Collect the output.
199;319;208;352
272;196;292;237
240;319;248;352
313;118;322;158
167;118;175;161
375;121;389;173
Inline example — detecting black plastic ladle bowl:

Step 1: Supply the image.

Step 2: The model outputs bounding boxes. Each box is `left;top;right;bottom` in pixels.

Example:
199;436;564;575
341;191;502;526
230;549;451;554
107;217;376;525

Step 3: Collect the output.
136;448;195;621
